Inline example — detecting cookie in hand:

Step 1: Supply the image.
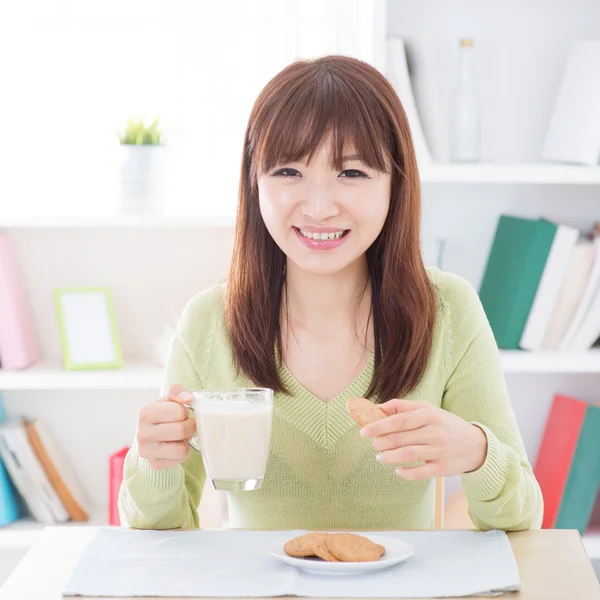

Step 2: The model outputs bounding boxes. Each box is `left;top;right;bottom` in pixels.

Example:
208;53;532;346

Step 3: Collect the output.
346;395;386;427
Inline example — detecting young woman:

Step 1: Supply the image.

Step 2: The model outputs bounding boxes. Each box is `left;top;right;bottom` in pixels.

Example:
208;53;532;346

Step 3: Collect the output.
119;55;543;532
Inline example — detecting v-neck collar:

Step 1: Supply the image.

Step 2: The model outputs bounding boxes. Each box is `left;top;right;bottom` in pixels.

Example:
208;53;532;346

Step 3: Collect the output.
274;354;375;449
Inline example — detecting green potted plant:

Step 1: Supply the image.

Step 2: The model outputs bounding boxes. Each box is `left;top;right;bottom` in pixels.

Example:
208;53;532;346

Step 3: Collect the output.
117;116;166;215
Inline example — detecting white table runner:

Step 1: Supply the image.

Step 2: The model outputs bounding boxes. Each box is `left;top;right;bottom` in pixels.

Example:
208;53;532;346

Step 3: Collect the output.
62;528;521;598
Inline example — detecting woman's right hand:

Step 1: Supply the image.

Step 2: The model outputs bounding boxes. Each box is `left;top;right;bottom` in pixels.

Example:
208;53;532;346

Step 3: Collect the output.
136;384;197;470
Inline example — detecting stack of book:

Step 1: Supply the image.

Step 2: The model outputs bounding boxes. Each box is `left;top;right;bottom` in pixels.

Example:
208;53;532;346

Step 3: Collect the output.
535;394;600;533
479;215;600;351
0;392;90;526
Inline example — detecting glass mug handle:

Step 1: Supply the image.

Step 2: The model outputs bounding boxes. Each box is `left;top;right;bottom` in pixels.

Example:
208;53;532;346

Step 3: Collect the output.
184;403;202;455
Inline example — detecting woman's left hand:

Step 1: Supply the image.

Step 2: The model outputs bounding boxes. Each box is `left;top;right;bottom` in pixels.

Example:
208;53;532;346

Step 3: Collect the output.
360;399;488;480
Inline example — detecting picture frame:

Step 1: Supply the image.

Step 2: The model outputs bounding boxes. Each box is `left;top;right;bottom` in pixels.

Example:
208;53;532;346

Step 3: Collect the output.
54;287;123;371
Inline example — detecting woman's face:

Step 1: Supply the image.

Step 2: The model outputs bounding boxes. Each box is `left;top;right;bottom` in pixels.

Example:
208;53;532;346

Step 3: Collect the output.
258;134;391;276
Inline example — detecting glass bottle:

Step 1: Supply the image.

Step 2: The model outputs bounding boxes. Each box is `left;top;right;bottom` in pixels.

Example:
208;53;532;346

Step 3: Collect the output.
450;38;481;162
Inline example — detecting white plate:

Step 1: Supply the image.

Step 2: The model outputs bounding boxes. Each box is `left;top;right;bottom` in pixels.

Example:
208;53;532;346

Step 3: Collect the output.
271;534;414;576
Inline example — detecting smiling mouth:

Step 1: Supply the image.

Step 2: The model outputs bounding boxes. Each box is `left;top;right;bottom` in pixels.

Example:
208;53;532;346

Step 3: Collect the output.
293;227;350;241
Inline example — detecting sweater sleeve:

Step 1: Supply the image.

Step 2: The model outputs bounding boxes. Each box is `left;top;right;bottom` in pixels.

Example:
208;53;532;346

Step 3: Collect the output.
438;273;544;531
118;299;209;530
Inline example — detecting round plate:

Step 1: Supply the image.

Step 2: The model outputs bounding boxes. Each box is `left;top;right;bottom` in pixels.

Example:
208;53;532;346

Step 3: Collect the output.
271;534;414;576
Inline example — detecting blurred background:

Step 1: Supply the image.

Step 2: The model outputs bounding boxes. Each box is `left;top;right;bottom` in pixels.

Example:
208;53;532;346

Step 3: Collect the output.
2;0;600;587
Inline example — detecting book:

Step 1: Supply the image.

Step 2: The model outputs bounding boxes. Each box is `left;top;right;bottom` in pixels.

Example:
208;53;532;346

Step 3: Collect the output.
0;235;39;370
0;392;20;526
555;403;600;534
478;215;558;349
25;419;90;522
0;419;69;523
559;237;600;351
542;41;600;165
519;223;579;350
534;394;588;528
542;238;596;349
109;446;130;526
386;38;432;168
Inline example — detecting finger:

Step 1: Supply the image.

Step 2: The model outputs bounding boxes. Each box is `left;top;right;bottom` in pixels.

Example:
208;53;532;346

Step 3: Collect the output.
378;398;427;416
162;384;194;405
376;445;438;465
142;441;190;461
142;401;189;424
361;408;432;437
395;462;441;481
153;418;197;442
372;425;434;452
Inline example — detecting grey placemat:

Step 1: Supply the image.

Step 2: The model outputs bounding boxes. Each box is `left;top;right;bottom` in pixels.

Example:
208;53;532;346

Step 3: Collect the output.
63;528;521;598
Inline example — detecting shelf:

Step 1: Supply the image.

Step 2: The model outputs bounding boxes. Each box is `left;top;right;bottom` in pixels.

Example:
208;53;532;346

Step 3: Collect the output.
499;349;600;373
583;532;600;560
2;352;600;391
0;507;107;549
0;163;599;231
0;215;236;228
420;162;600;184
0;360;163;391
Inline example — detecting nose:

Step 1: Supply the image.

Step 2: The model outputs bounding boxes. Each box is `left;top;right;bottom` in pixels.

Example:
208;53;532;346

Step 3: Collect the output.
300;182;340;222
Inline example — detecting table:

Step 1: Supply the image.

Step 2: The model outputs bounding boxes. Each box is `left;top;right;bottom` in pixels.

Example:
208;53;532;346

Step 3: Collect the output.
0;527;598;599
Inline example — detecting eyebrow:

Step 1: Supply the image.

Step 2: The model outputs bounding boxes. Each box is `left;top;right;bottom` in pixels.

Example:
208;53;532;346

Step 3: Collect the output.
342;154;364;162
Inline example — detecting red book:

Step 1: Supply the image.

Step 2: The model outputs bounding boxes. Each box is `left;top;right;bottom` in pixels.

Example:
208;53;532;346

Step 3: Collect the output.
534;394;587;528
109;446;130;526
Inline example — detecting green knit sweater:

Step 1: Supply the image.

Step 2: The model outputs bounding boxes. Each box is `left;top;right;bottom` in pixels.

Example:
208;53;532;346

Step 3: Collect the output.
118;267;543;531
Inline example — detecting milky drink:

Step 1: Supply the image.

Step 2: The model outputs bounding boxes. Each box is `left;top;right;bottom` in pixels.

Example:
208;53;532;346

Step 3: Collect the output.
195;398;272;482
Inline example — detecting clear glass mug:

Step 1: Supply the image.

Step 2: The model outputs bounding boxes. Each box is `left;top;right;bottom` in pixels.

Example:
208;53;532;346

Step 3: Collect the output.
185;388;273;491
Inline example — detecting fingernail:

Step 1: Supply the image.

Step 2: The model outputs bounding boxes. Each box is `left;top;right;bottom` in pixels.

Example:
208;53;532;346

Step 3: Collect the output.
360;427;369;437
177;390;193;402
376;453;383;462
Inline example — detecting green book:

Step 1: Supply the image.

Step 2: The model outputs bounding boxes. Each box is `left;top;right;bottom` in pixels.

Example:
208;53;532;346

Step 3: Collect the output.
478;215;557;349
555;404;600;534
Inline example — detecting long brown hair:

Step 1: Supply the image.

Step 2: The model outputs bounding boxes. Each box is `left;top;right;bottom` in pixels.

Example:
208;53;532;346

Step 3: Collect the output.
225;55;436;403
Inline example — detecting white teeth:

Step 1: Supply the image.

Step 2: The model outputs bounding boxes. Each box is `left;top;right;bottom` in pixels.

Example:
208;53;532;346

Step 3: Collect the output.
299;229;345;241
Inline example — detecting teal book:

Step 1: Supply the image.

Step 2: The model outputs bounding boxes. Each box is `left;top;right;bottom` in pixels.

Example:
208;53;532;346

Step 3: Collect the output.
0;391;21;525
555;403;600;534
478;215;557;349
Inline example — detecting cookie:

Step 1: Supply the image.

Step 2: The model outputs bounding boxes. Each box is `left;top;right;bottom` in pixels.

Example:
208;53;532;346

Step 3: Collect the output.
283;533;324;558
346;396;386;428
313;534;339;562
326;533;386;562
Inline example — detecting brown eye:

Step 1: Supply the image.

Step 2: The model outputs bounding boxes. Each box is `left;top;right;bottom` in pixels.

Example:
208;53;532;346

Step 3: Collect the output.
340;169;367;178
273;168;301;178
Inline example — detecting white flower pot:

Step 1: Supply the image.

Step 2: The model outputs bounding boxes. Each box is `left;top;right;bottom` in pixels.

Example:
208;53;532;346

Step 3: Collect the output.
118;145;166;215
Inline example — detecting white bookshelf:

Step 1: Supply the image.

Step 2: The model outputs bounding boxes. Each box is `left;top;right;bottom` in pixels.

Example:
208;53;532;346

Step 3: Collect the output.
2;351;600;391
420;163;600;185
0;360;163;391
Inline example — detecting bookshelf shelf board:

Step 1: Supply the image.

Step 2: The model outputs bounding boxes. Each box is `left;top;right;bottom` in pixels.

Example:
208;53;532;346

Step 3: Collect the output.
2;352;600;391
420;162;600;184
499;349;600;373
0;507;107;549
0;360;163;391
0;215;236;228
583;532;600;560
1;162;600;230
